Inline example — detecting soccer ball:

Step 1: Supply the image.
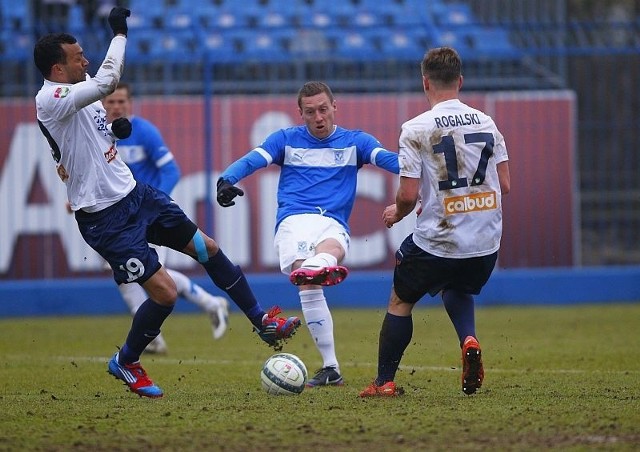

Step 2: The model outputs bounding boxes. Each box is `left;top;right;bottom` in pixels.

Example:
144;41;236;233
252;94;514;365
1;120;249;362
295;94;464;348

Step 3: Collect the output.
260;353;308;395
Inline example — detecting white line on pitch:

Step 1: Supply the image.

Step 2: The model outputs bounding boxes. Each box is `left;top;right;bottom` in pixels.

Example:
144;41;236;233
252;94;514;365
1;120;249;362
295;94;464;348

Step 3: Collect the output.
33;355;640;375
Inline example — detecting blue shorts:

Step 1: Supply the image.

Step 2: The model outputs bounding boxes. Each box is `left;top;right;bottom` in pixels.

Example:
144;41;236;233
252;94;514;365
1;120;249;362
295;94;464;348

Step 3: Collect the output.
393;234;498;303
75;183;198;285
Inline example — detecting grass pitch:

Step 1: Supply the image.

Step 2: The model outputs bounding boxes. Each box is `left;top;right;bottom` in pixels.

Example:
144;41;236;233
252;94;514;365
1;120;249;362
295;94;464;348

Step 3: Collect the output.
1;303;639;451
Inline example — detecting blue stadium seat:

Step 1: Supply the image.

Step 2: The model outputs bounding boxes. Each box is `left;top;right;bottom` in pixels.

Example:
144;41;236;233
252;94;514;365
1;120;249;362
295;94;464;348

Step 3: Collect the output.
0;0;31;31
163;9;195;29
236;30;292;63
328;29;380;62
0;30;32;62
255;8;296;29
197;29;243;64
197;6;252;30
352;8;383;28
377;28;431;61
127;29;201;64
430;2;476;27
467;28;522;60
296;9;336;29
430;28;473;58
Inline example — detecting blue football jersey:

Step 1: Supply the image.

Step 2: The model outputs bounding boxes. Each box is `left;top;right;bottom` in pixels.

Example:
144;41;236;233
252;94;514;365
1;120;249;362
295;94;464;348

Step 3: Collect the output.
221;125;399;232
116;116;179;194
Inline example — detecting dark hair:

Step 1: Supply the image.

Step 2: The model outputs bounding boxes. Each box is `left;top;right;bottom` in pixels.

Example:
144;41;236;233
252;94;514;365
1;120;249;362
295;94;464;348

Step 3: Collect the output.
34;33;77;78
115;82;132;97
421;47;462;87
297;81;334;108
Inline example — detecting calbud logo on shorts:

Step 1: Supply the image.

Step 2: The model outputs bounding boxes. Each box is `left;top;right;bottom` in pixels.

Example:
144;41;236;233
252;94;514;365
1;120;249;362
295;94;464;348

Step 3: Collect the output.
444;191;497;214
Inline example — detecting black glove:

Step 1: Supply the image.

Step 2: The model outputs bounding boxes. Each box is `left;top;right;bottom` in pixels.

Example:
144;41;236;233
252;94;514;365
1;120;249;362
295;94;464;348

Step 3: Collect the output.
111;117;132;139
217;178;244;207
108;7;131;36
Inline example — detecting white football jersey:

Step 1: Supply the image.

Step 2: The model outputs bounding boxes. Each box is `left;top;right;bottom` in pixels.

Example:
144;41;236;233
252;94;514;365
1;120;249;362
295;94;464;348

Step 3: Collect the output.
399;99;509;258
35;36;135;213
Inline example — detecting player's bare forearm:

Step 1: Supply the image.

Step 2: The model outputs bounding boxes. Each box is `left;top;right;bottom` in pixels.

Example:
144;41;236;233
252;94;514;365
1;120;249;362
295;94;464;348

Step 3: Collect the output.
391;176;420;224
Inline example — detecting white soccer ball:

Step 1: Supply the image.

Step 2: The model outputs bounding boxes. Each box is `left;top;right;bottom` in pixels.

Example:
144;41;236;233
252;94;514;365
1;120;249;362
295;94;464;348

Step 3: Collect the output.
260;353;308;395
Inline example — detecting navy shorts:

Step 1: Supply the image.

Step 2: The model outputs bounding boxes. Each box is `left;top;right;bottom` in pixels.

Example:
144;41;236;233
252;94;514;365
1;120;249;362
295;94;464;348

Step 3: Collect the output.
75;183;198;285
393;234;498;304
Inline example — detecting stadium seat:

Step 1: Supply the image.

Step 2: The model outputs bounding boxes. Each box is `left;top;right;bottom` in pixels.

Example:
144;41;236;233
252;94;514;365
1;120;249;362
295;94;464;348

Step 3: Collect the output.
129;0;165;26
126;29;201;64
197;29;243;64
256;8;296;29
1;0;31;31
193;4;253;30
430;28;473;59
236;30;292;63
328;29;380;62
296;9;336;29
467;28;522;60
430;2;476;27
0;30;32;62
377;28;431;61
163;9;195;29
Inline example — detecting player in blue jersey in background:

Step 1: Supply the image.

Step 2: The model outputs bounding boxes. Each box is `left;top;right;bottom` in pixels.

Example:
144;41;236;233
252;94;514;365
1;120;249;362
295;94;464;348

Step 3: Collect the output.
102;83;229;353
217;81;399;388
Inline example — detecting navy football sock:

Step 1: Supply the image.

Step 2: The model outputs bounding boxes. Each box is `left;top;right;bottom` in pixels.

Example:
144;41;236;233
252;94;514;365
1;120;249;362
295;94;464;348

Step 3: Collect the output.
119;298;173;364
376;312;413;385
202;249;265;329
442;289;475;345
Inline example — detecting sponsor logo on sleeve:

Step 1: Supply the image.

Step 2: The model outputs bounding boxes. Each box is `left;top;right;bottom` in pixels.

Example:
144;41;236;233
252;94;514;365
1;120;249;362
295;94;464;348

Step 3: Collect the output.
104;144;118;163
53;87;70;99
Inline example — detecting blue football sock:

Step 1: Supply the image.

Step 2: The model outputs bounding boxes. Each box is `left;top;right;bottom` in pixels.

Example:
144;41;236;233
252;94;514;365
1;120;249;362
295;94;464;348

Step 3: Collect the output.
202;249;265;329
376;312;413;385
441;289;476;345
119;298;173;364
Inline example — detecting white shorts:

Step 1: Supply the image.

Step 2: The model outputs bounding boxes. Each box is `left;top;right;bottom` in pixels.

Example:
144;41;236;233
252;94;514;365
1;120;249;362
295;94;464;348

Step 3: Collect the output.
274;214;350;274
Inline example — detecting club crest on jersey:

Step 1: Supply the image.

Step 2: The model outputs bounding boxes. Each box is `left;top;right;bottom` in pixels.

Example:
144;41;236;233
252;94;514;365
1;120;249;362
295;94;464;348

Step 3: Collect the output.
53;87;70;98
297;241;308;252
334;150;344;164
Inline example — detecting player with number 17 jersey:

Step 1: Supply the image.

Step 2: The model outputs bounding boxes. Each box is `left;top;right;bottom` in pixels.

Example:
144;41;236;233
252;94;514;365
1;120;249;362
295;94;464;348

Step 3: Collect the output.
399;98;509;258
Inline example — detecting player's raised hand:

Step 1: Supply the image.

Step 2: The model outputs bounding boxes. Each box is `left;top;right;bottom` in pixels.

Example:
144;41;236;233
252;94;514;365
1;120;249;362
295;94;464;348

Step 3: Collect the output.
217;178;244;207
108;7;131;37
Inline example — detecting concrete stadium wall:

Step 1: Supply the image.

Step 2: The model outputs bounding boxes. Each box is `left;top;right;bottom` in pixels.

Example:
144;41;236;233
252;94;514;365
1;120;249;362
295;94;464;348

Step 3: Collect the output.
1;267;638;317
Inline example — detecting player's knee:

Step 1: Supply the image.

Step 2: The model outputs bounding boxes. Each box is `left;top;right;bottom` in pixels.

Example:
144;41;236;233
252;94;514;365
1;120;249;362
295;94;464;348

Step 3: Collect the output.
192;230;210;263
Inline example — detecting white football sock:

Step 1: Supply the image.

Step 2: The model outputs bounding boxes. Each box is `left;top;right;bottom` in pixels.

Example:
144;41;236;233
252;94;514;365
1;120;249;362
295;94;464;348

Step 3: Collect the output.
301;252;338;270
117;282;148;315
166;268;214;310
300;288;339;372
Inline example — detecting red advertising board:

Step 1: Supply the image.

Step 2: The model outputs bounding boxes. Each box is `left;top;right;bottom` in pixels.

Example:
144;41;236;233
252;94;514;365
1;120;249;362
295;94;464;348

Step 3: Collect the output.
0;91;575;279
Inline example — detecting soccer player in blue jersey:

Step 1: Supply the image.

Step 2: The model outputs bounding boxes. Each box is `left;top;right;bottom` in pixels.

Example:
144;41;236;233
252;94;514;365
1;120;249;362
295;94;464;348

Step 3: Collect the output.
359;47;511;397
102;83;229;353
217;81;399;387
34;7;300;399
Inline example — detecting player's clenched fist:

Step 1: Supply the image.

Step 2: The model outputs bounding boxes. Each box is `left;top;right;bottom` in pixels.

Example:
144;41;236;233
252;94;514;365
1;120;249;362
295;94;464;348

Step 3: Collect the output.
110;117;132;139
108;7;131;37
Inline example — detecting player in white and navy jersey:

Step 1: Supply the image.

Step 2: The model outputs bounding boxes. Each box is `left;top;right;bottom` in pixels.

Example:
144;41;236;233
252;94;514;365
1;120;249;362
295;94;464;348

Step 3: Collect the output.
33;8;300;399
102;83;229;351
217;81;399;388
360;47;511;398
